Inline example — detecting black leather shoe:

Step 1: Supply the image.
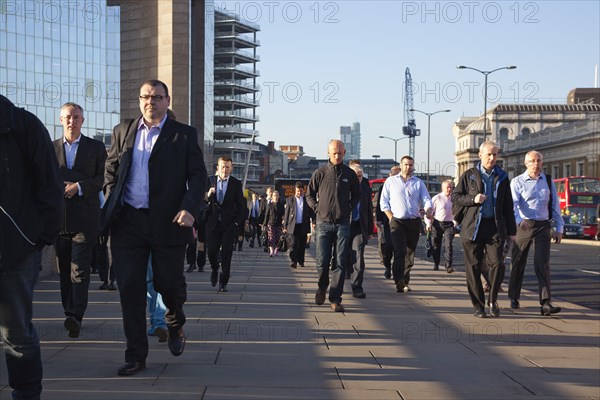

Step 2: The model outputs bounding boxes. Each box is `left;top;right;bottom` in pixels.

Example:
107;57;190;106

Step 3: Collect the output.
433;265;439;271
107;281;116;291
186;263;195;273
98;282;109;290
395;282;405;293
541;302;561;316
474;309;487;318
117;361;146;376
210;270;218;287
218;285;228;293
315;289;326;305
353;291;366;299
384;268;391;279
489;302;500;318
64;316;81;338
510;299;520;309
168;328;186;356
290;262;297;269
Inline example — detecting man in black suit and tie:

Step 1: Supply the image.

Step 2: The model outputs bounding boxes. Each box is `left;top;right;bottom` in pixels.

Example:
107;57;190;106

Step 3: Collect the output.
348;164;373;298
102;79;208;376
248;192;261;247
53;102;107;338
283;182;314;269
205;156;246;292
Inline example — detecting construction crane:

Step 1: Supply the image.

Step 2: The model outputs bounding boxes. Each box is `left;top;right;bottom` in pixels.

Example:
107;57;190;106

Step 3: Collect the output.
402;67;420;159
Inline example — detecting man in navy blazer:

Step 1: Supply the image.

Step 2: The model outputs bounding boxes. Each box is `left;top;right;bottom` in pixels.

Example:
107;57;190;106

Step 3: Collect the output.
101;80;208;376
53;102;107;339
204;156;246;292
283;182;314;268
348;164;373;298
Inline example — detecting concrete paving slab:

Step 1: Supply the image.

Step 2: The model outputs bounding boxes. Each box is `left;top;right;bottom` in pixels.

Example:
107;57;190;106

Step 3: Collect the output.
1;243;598;399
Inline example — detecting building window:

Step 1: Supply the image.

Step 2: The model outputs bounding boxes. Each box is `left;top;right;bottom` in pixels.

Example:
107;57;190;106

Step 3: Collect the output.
577;161;584;176
521;127;531;135
552;165;559;179
563;163;571;177
498;127;509;141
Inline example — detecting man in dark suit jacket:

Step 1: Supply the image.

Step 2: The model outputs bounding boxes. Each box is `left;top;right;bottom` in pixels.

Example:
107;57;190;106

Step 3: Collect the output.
348;164;374;298
376;166;400;279
53;102;107;339
283;182;314;269
101;80;208;376
204;156;246;292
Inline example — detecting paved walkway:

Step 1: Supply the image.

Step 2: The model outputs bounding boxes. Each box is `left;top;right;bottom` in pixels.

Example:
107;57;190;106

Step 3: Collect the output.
1;240;599;399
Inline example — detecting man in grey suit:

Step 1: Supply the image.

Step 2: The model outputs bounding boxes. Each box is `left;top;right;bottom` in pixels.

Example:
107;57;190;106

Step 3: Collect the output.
283;182;314;269
53;102;107;339
102;79;208;376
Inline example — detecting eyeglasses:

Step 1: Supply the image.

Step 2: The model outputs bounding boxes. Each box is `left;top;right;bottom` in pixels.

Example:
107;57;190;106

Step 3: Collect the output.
526;160;543;164
139;95;165;101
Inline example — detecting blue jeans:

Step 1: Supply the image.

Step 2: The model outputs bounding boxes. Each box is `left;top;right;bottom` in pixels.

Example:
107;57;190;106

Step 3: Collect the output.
315;221;349;304
146;258;166;334
0;250;43;400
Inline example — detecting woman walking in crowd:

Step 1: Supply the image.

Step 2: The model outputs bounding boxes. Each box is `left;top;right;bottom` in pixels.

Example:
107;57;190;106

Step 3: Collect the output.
263;190;285;257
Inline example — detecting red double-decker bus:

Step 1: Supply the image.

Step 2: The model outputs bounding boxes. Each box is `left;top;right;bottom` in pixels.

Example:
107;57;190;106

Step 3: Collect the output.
553;176;600;238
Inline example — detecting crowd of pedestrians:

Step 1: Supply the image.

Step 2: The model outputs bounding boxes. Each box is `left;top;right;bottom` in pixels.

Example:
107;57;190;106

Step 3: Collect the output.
1;85;567;399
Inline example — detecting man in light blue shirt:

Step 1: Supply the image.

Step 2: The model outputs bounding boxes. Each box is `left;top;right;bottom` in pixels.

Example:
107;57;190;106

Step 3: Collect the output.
509;150;563;316
381;155;432;293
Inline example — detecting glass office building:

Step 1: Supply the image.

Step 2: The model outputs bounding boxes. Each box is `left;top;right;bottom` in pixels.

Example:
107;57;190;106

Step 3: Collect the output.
0;0;120;142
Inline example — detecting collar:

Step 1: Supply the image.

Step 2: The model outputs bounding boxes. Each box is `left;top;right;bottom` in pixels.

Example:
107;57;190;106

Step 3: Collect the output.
478;163;496;177
138;113;168;131
522;171;541;181
63;134;82;145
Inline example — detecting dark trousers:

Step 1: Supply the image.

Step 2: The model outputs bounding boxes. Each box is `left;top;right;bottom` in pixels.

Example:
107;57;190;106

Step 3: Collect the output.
111;205;187;363
249;216;261;245
54;232;96;321
186;236;197;266
288;223;307;265
96;236;114;284
389;218;421;285
431;220;455;268
207;223;236;286
0;251;43;400
462;218;504;310
349;222;366;293
509;220;552;305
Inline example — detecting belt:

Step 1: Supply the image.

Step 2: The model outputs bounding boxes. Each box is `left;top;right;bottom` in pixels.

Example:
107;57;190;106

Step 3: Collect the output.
124;203;149;214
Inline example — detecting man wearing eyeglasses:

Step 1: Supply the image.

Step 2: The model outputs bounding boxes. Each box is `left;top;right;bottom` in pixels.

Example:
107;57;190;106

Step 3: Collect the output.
102;79;208;376
509;151;563;316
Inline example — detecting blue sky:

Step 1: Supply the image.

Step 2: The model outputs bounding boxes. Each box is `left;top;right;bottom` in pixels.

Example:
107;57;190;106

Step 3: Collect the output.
216;1;600;175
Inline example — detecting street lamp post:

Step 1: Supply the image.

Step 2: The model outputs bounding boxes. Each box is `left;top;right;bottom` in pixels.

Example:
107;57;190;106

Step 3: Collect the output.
410;108;451;192
457;65;516;142
372;154;380;179
378;136;408;165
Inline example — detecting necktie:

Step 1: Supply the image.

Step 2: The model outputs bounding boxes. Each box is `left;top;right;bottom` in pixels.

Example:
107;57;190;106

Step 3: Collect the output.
218;181;225;204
